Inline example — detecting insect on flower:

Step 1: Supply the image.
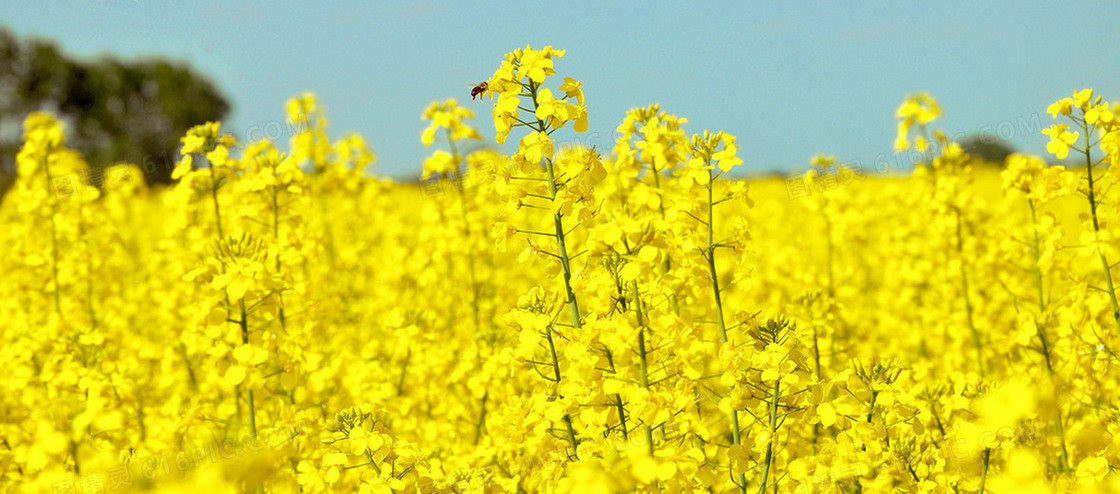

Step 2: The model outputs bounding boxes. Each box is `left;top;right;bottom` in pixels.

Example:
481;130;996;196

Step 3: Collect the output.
470;81;488;101
605;292;628;317
611;294;628;312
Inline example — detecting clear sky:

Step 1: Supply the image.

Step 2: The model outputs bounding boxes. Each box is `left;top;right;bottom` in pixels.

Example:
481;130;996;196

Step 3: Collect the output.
3;0;1119;179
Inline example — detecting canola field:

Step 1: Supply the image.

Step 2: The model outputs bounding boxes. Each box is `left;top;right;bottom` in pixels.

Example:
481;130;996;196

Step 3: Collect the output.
2;46;1119;493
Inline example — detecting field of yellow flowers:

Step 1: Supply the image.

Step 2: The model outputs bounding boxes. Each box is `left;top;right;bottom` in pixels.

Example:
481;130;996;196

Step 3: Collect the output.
2;45;1119;493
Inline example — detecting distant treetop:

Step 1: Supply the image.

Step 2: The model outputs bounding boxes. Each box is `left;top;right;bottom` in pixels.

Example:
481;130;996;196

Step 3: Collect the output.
0;25;230;194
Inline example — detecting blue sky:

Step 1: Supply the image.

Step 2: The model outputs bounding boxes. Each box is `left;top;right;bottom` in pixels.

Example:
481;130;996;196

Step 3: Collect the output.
3;1;1119;178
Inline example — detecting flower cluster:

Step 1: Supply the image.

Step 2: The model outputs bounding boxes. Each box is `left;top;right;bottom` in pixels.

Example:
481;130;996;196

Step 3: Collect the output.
1;47;1119;494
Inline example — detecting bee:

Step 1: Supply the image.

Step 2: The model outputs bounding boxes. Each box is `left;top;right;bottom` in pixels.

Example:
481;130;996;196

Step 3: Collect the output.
612;294;628;312
470;81;488;101
606;292;628;317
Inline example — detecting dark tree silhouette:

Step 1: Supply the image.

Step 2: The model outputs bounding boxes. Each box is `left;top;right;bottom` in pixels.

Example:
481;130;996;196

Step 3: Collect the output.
959;134;1016;166
0;26;230;195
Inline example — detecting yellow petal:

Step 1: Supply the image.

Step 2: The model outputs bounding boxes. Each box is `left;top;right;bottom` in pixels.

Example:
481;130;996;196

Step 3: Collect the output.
817;403;837;427
224;365;247;386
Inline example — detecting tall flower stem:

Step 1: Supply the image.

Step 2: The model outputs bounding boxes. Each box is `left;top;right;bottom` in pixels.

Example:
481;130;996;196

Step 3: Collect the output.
524;79;586;458
978;448;992;494
701;163;746;494
632;280;655;454
443;129;488;442
239;297;258;440
445;129;482;335
649;162;680;315
1027;199;1069;471
756;379;780;494
1079;119;1120;331
204;153;225;238
269;186;287;331
953;206;984;378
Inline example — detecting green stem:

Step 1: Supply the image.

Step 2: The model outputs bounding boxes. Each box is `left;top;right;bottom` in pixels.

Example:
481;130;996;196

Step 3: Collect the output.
545;328;578;458
703;164;746;494
1028;199;1070;471
364;450;382;475
445;129;482;335
756;379;780;494
525;80;583;459
396;348;411;397
809;304;822;452
247;389;258;440
707;171;728;344
474;391;488;445
563;415;579;460
633;280;655;454
526;81;582;329
547;157;581;328
235;385;243;434
811;332;822;381
614;394;629;440
177;344;197;390
270;187;287;331
70;439;80;474
954;207;984;378
649;162;680;315
978;448;991;494
1028;200;1053;372
204;153;225;238
239;298;257;439
1080;118;1120;331
207;149;245;437
850;386;880;494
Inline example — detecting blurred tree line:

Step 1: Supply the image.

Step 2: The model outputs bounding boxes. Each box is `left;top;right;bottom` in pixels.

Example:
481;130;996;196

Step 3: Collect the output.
959;135;1015;165
0;25;229;196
